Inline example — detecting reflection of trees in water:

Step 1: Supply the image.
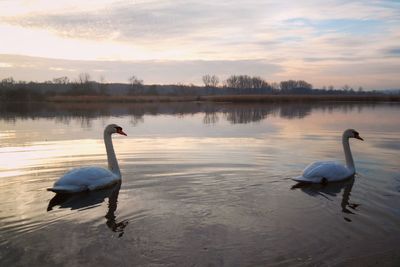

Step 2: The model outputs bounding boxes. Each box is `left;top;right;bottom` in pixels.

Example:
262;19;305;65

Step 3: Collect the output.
222;105;277;124
0;101;392;126
203;105;220;124
279;103;311;119
54;116;94;128
203;112;219;124
129;115;144;126
0;102;112;126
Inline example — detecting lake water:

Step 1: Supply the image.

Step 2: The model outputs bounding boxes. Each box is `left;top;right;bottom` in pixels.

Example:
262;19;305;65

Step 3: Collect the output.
0;102;399;266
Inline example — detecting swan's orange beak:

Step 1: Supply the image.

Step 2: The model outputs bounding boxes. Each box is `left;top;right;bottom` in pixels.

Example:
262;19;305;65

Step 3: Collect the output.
117;129;127;136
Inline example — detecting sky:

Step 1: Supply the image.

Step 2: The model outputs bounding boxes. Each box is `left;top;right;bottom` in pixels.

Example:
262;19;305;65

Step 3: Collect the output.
0;0;399;89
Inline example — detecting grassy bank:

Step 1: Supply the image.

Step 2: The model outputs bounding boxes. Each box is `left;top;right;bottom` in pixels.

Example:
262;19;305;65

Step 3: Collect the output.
47;95;199;103
46;94;400;103
201;94;400;102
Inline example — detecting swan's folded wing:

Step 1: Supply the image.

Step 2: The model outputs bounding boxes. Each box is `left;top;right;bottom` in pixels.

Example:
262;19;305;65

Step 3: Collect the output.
302;161;332;177
302;161;352;181
87;178;119;191
60;167;114;181
50;167;120;193
47;184;87;193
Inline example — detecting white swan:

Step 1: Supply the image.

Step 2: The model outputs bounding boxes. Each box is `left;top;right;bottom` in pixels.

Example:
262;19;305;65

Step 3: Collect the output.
293;129;363;184
47;124;127;193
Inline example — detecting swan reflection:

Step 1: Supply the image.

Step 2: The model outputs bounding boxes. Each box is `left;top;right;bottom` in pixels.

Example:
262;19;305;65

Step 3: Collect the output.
291;177;360;222
47;182;128;237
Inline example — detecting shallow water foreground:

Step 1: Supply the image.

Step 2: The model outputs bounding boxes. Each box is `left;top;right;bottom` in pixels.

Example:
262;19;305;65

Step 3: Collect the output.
0;102;400;266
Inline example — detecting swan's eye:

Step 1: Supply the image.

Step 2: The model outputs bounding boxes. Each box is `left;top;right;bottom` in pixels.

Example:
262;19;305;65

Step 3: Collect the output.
353;131;359;137
115;127;122;131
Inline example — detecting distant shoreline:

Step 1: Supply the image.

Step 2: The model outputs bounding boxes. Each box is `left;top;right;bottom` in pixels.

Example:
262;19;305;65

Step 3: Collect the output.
1;94;400;103
43;94;400;103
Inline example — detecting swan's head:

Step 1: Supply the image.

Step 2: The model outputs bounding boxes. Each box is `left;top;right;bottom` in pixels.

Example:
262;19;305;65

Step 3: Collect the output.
344;129;363;141
105;124;127;136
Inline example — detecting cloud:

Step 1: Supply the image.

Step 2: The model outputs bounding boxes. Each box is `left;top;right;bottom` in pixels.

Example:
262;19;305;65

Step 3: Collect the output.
2;0;398;45
2;1;268;41
385;48;400;56
302;57;365;62
0;62;13;68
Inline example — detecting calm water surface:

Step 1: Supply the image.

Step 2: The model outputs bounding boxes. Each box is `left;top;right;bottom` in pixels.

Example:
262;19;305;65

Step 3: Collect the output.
0;102;399;266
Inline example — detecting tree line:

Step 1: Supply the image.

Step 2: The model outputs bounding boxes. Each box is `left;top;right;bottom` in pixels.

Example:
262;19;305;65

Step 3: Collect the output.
0;73;394;101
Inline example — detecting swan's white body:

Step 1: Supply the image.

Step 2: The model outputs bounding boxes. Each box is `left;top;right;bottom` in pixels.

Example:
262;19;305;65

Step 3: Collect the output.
295;161;353;183
293;129;363;183
48;124;126;193
49;167;120;193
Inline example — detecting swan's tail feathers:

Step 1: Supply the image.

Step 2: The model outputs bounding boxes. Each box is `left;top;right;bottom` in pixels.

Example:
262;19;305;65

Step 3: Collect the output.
47;185;87;194
292;175;312;183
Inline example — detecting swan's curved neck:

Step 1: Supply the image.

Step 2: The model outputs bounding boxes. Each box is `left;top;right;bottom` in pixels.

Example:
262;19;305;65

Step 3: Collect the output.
104;131;120;176
342;135;355;173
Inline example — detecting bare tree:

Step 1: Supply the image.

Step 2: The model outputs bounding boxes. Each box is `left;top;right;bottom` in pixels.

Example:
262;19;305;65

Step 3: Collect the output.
210;76;219;87
297;80;313;89
129;75;143;86
1;77;15;85
270;82;280;91
53;76;69;84
251;76;269;89
226;75;252;89
202;75;211;87
128;75;143;95
99;75;108;95
68;72;95;95
0;77;15;98
79;73;91;84
280;80;312;93
225;75;273;94
202;74;219;87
